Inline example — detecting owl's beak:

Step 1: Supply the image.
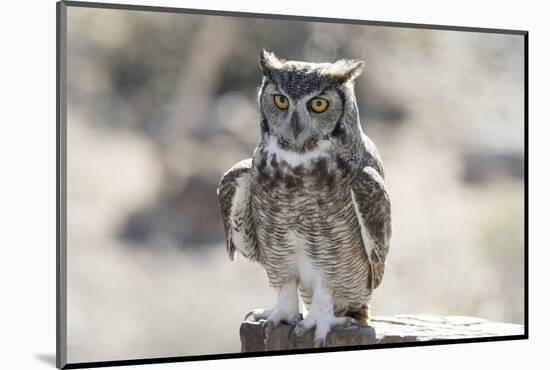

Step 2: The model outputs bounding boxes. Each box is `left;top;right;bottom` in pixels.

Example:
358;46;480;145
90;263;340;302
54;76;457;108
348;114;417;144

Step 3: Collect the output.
290;111;306;139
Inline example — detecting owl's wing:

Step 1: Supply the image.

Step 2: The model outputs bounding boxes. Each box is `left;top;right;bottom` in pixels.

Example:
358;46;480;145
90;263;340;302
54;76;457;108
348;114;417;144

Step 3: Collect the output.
217;158;261;263
351;163;392;290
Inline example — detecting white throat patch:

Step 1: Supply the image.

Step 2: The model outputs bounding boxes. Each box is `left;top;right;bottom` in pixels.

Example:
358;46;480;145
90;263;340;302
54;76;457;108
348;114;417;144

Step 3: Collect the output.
264;136;331;167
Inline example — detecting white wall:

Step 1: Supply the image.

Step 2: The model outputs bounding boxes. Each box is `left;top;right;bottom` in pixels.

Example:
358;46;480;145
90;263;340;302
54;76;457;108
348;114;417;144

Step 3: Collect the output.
0;0;545;369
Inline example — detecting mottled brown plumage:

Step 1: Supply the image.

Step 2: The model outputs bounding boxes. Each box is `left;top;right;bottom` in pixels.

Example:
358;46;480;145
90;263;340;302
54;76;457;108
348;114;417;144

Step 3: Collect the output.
217;50;392;347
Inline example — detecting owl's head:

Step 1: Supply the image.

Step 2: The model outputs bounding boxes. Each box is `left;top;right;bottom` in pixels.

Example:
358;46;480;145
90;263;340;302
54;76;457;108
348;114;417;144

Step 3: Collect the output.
257;49;364;153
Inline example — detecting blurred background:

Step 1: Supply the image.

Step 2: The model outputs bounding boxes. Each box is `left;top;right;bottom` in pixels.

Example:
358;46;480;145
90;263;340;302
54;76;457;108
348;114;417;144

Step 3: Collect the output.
66;6;525;363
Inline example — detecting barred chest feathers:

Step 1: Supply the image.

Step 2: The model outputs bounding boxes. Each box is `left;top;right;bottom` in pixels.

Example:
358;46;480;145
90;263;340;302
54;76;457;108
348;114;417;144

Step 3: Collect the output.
250;136;372;310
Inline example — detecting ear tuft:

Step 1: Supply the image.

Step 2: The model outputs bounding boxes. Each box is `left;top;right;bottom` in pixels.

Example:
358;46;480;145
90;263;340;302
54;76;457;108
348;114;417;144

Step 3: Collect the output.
322;59;365;83
259;49;284;75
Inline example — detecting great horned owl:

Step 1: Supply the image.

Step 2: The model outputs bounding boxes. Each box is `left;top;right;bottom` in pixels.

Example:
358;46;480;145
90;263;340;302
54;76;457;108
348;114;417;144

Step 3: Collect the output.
218;50;392;347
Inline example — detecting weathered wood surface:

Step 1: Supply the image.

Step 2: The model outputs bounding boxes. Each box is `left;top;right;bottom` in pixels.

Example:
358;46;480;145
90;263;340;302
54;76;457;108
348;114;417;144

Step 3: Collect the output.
240;314;524;352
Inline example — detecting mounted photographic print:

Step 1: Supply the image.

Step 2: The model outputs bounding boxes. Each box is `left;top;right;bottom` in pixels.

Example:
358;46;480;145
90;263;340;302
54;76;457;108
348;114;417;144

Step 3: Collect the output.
56;1;528;368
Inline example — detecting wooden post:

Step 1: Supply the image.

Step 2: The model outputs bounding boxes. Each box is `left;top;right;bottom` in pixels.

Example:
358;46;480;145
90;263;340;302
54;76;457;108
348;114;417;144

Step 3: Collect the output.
240;314;524;352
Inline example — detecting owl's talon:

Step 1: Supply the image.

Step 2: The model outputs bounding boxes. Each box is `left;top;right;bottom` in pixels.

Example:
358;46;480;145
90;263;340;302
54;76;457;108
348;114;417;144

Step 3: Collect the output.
314;337;326;348
243;310;255;322
288;312;303;325
333;316;363;328
261;319;276;339
287;317;305;347
342;317;357;327
292;321;309;337
288;324;297;341
244;308;272;322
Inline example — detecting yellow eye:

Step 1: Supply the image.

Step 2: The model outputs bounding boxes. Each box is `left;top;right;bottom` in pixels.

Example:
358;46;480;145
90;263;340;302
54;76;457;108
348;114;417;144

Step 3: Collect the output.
274;95;289;110
309;97;329;113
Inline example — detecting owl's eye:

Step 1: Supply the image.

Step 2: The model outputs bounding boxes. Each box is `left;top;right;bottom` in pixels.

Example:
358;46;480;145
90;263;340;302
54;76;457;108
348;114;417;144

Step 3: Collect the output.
309;97;329;113
274;95;289;110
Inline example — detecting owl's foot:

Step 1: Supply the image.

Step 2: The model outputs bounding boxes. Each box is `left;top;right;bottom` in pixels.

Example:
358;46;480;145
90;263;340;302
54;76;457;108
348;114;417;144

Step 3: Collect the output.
289;282;364;348
261;312;303;339
289;315;360;348
246;280;301;341
243;308;302;337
